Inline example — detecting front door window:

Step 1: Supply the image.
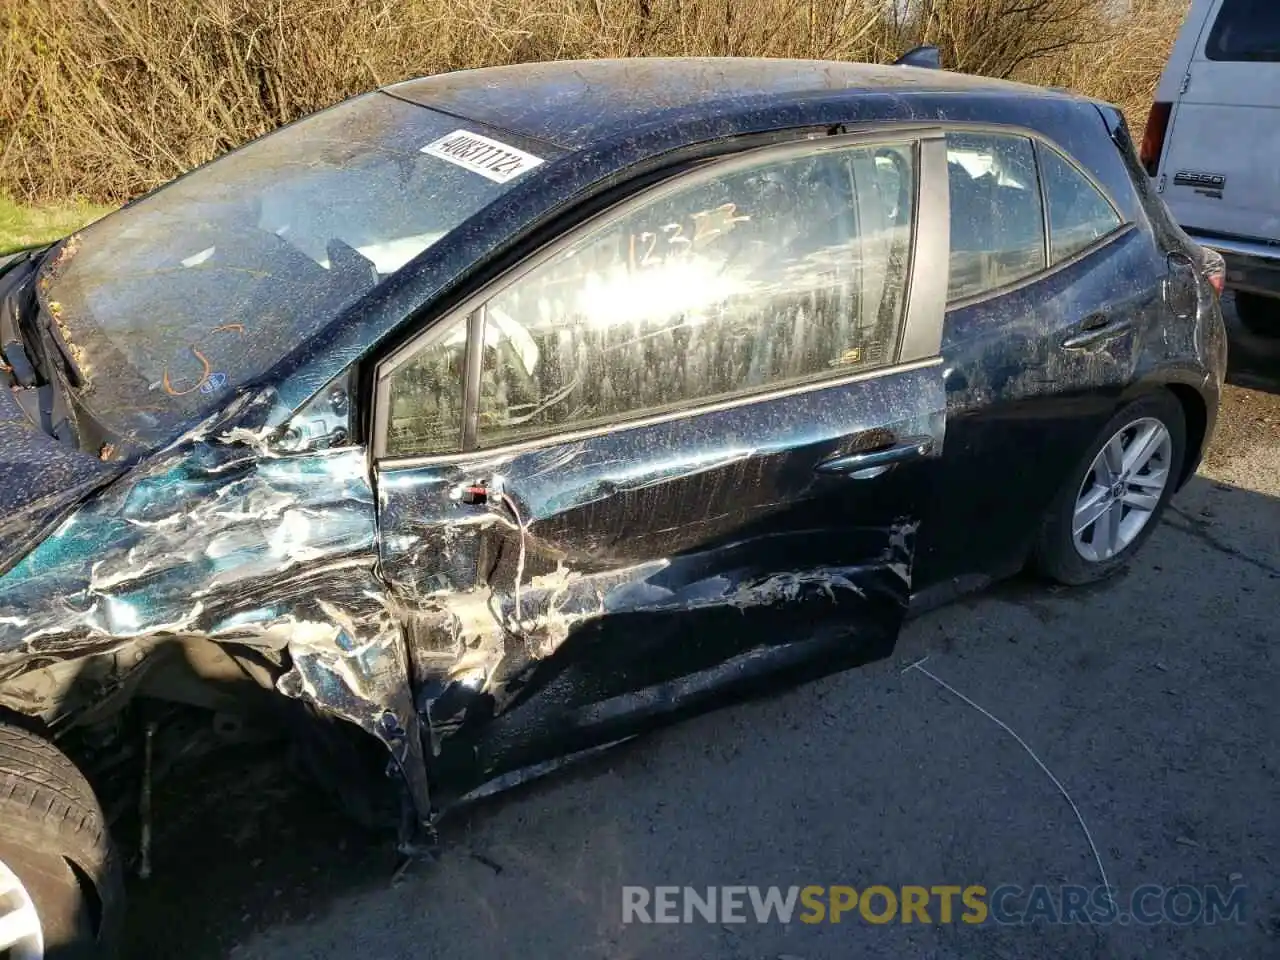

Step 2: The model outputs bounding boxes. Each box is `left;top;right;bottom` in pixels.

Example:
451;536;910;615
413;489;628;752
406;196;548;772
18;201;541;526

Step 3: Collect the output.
382;139;919;457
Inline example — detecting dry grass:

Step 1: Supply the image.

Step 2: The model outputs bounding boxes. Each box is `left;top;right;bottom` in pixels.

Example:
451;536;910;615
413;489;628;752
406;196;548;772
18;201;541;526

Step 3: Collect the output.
1018;0;1189;129
1;0;1189;204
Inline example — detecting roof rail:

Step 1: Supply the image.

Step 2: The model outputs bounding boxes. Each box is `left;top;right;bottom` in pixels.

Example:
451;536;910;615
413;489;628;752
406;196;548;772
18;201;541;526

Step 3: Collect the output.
894;45;942;69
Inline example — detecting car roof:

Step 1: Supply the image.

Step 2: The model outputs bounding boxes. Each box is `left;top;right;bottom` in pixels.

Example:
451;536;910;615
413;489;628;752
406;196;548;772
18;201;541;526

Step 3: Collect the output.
385;57;1076;151
272;58;1127;416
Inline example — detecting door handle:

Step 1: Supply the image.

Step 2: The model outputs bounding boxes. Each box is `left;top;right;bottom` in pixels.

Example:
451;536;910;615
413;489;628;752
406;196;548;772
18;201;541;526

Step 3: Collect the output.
815;436;935;478
1061;313;1132;349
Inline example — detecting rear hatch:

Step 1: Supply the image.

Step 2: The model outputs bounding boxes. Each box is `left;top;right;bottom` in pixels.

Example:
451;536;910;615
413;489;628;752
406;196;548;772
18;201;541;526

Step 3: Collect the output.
1157;0;1280;242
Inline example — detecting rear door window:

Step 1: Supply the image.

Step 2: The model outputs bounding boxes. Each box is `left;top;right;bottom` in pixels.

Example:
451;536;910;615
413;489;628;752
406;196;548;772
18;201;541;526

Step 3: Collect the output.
1038;146;1122;264
1207;0;1280;62
945;133;1046;301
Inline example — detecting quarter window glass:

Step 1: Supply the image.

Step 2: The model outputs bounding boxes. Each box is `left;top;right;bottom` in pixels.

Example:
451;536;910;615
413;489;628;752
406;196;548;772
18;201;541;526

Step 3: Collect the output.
384;322;467;455
1040;147;1122;264
945;133;1045;301
470;142;917;449
1207;0;1280;62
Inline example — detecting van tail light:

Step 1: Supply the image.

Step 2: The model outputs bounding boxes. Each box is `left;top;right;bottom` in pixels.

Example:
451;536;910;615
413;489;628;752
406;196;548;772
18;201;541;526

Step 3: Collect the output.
1139;101;1172;176
1200;246;1226;296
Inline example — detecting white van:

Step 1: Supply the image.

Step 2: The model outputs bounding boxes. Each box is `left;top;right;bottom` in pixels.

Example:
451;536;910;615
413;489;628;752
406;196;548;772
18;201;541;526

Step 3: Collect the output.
1143;0;1280;335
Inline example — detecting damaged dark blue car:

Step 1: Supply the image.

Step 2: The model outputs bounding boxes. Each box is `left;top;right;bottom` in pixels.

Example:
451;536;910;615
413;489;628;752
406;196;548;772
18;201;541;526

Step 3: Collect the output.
0;57;1226;956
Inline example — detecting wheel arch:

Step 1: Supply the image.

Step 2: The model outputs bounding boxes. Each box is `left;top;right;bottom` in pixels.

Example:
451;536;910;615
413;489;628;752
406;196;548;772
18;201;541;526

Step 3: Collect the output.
1119;373;1211;491
0;702;47;737
1164;381;1208;489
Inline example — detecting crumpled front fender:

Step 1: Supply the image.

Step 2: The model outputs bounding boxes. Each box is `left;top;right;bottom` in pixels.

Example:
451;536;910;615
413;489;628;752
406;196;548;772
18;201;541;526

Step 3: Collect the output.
0;405;433;823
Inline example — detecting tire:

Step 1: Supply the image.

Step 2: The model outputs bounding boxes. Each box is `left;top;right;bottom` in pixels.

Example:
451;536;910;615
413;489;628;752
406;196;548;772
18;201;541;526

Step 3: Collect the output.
0;723;122;958
1235;292;1280;338
1033;391;1186;586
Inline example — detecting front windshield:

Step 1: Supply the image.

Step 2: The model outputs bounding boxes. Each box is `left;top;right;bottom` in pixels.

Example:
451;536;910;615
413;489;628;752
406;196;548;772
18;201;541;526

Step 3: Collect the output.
37;92;538;444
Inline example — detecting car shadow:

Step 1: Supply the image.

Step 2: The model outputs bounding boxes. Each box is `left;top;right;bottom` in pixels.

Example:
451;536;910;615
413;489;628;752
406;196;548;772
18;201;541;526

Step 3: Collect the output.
117;738;397;959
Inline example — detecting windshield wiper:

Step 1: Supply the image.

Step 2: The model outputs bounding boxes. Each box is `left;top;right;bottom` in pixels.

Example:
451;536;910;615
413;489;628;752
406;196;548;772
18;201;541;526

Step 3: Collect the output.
33;304;87;389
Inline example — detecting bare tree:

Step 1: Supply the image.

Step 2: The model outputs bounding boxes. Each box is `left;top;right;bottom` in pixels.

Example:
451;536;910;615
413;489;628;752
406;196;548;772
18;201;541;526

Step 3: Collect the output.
910;0;1107;78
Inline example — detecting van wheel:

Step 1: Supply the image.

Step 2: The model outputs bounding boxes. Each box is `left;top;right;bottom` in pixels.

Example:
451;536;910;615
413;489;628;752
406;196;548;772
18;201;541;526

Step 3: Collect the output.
1033;391;1185;586
0;723;122;958
1235;292;1280;337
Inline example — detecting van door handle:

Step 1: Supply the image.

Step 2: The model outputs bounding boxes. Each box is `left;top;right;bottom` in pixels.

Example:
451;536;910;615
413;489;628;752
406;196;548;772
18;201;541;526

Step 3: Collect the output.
1062;313;1132;349
815;436;935;478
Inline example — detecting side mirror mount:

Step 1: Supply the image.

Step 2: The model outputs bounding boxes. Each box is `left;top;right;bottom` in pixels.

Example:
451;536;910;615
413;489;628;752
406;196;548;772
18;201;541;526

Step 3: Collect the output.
894;45;942;69
271;368;355;454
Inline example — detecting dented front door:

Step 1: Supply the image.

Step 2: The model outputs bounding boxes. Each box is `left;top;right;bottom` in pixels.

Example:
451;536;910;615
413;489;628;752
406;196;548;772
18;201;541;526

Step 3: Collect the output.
372;129;951;801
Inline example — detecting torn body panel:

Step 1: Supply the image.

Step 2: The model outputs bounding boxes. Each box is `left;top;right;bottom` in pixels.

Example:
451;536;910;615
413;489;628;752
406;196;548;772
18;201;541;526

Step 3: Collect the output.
378;363;944;804
0;405;432;820
0;349;935;824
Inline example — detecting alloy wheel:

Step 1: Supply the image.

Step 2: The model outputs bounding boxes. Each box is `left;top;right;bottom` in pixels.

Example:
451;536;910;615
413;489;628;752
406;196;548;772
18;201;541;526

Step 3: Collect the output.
0;856;43;960
1072;416;1173;563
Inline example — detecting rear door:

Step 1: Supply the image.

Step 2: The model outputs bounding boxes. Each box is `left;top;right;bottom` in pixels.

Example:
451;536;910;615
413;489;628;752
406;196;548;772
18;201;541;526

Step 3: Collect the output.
371;129;951;798
919;129;1149;585
1159;0;1280;240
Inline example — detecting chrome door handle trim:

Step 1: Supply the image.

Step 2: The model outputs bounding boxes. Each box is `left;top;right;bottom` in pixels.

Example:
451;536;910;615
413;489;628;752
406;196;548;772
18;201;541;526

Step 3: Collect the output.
815;436;935;477
1062;319;1132;349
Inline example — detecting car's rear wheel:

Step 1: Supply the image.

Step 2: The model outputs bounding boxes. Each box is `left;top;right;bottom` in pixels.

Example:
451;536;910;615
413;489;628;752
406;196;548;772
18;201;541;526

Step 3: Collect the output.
0;723;122;958
1235;292;1280;337
1033;391;1186;585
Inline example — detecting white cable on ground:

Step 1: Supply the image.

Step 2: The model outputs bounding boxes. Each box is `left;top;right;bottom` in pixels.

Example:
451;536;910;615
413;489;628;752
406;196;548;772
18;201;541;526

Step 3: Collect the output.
903;656;1113;907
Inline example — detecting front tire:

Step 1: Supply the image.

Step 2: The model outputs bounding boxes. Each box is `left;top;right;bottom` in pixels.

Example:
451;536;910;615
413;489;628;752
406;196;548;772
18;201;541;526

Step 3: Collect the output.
1033;391;1186;586
0;723;122;958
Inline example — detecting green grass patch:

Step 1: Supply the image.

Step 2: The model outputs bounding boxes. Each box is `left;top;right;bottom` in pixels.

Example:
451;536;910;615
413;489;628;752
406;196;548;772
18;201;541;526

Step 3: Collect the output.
0;194;114;256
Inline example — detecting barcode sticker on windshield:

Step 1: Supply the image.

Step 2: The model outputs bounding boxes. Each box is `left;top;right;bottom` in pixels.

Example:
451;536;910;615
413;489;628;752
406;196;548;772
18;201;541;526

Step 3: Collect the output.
421;130;544;184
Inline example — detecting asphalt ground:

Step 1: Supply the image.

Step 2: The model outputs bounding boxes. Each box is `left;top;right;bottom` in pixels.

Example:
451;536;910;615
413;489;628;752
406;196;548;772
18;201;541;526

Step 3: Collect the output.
122;299;1280;960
